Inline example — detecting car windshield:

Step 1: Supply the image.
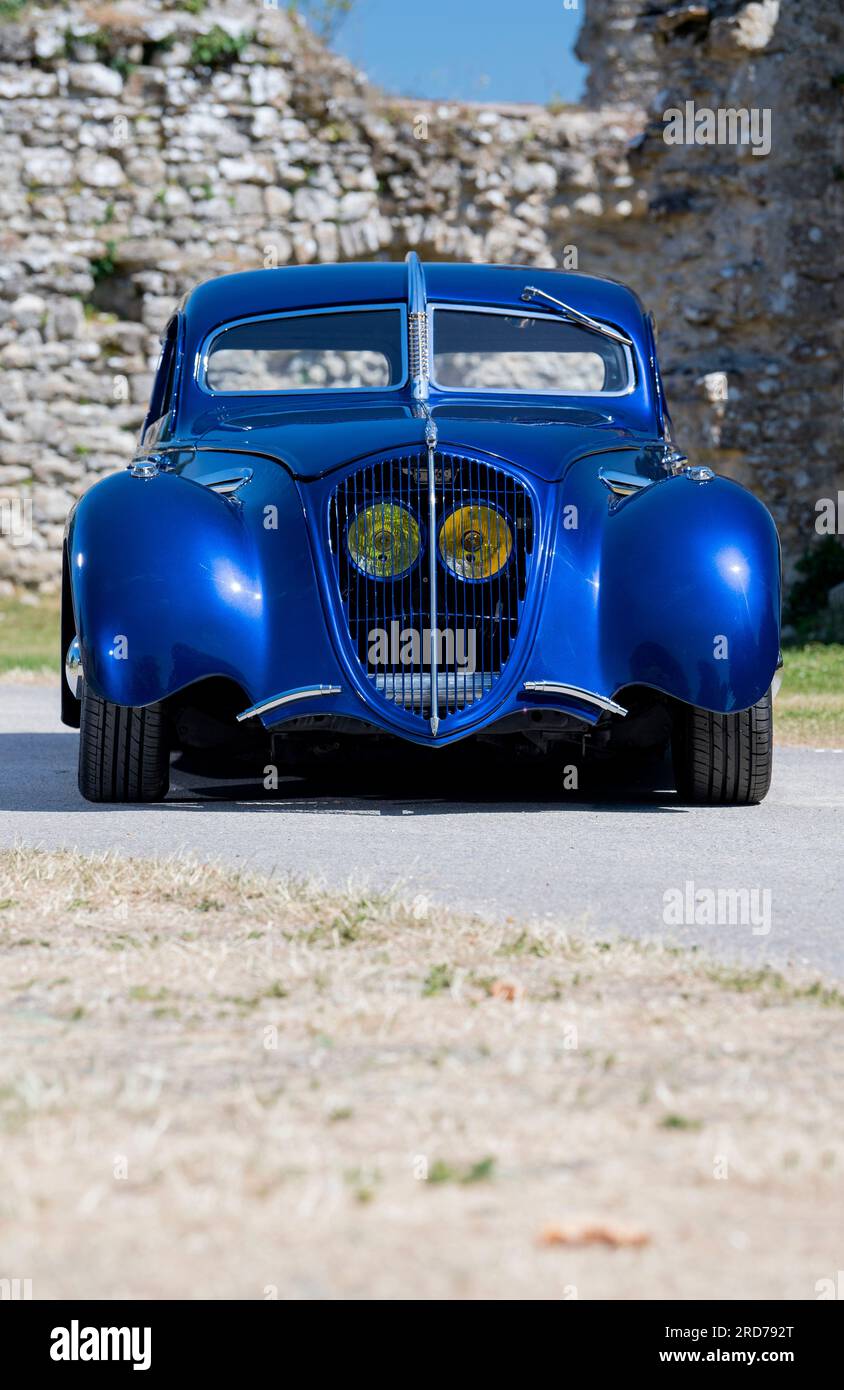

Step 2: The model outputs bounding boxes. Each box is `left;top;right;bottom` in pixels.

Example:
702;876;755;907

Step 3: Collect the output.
431;308;630;394
204;307;406;392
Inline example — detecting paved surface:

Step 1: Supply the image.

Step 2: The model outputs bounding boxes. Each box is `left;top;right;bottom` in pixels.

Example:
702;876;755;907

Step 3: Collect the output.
2;685;842;975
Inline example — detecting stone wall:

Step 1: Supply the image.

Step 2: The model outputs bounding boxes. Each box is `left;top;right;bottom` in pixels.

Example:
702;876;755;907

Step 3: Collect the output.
579;0;844;573
0;0;840;589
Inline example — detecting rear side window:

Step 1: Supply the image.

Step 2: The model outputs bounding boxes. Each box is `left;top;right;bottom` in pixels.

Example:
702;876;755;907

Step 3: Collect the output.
204;307;407;393
431;308;631;395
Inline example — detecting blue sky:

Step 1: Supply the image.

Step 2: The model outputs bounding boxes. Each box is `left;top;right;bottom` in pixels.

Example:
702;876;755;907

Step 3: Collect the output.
326;0;586;105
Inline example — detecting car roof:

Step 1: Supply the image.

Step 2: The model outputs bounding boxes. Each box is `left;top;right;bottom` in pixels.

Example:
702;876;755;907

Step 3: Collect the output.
181;262;647;344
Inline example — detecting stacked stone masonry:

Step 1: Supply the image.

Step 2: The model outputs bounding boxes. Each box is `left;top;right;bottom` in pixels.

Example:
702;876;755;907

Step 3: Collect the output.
0;0;840;587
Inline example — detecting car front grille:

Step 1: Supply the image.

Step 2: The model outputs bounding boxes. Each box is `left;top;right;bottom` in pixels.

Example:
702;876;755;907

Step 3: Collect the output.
328;449;534;731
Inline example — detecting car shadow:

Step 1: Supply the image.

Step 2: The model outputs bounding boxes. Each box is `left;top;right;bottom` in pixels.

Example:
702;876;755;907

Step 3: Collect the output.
167;742;689;814
0;731;687;814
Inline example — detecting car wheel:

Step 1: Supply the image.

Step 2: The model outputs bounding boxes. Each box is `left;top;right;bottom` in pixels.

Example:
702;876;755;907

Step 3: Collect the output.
672;688;773;805
78;686;170;803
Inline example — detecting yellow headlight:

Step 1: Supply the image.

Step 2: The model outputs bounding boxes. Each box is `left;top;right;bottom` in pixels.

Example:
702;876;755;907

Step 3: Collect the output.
347;502;421;580
439;504;513;582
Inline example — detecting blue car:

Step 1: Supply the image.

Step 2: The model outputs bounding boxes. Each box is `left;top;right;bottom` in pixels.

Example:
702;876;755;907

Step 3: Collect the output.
62;254;780;803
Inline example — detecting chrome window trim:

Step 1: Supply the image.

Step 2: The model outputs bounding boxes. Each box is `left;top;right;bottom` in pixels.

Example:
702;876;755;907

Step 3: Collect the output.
197;302;409;397
426;302;636;399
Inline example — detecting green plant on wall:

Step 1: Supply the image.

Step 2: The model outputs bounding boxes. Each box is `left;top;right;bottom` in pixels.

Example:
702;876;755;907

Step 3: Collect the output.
189;25;253;70
90;241;118;284
89;29;137;79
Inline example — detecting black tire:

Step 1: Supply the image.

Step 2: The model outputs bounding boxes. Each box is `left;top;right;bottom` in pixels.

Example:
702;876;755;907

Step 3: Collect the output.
78;686;170;803
672;689;773;805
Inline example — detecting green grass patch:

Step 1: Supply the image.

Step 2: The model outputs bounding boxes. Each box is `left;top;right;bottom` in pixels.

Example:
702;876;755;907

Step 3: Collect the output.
706;962;844;1009
427;1156;496;1184
422;963;453;996
0;596;59;675
780;643;844;695
776;643;844;746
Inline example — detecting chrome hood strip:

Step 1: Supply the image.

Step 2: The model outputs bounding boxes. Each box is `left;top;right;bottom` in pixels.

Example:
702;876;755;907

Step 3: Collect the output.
406;250;429;404
425;414;440;736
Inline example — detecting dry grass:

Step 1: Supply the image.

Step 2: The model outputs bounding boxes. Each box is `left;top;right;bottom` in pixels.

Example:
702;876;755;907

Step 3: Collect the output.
1;848;842;1300
0;666;58;684
775;694;844;747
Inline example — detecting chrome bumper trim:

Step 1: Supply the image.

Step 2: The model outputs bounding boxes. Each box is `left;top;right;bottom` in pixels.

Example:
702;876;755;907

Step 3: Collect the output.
236;685;342;722
522;681;628;717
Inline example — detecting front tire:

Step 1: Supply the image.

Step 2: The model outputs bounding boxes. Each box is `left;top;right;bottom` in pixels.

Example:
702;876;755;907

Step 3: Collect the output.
78;687;170;803
672;689;773;805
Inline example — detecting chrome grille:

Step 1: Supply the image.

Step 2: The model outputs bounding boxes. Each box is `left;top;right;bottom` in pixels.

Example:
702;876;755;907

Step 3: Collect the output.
328;450;534;729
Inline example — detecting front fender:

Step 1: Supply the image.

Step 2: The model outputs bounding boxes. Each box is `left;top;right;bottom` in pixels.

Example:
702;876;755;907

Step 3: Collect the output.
65;464;339;709
529;459;781;714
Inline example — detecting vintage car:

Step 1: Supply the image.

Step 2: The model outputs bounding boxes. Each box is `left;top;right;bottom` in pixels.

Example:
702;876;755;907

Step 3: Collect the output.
62;255;780;803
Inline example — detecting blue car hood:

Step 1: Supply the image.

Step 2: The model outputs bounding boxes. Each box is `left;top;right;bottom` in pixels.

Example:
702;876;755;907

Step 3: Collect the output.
187;399;651;483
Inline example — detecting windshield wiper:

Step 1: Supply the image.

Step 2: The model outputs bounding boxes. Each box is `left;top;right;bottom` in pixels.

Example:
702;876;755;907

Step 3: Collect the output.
520;285;633;347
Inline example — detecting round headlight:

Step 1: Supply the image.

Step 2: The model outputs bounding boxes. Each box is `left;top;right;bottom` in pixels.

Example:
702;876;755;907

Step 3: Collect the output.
438;504;513;582
346;501;421;580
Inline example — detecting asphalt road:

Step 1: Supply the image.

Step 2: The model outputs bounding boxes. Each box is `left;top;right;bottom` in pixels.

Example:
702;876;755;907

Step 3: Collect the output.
2;685;842;975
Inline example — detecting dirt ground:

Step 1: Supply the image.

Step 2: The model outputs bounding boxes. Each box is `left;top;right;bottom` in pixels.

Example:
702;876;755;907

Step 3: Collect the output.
0;848;842;1300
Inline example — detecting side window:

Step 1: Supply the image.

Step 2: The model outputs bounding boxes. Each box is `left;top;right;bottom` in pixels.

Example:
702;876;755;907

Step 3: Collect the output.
142;318;179;445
